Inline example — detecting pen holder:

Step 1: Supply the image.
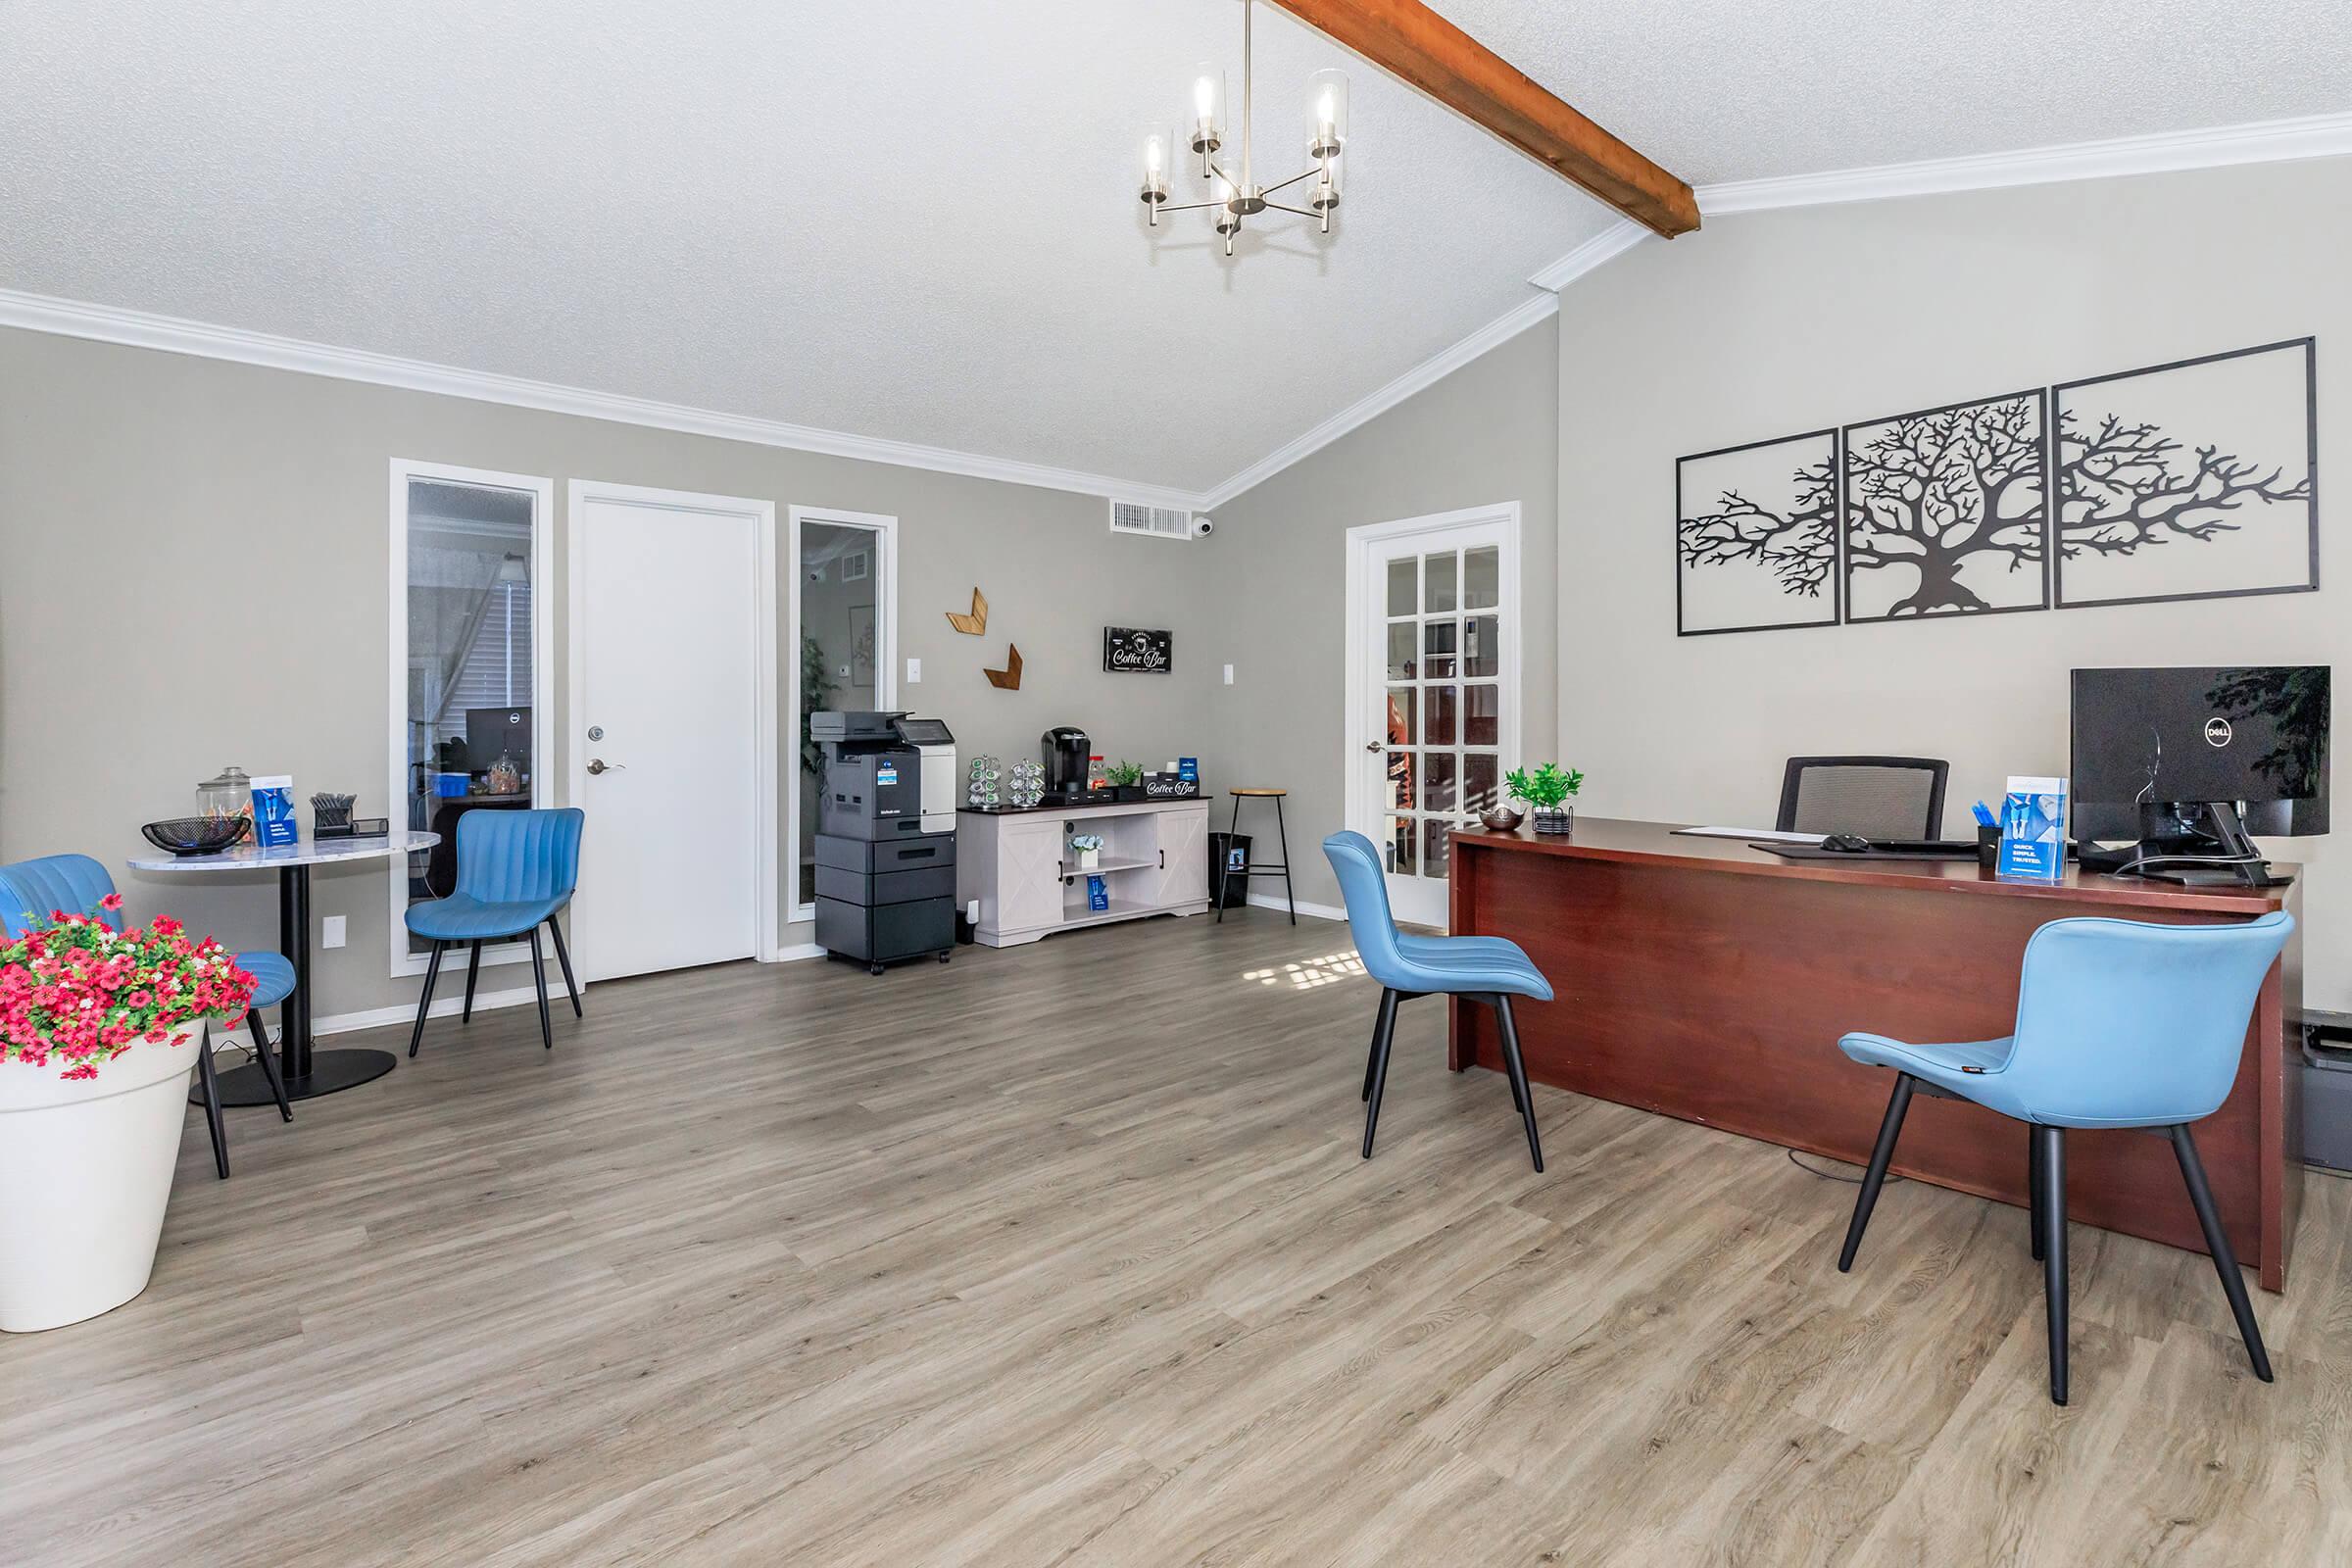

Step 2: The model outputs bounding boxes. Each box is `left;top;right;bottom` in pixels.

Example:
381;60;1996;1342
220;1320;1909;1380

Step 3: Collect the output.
1977;825;2001;869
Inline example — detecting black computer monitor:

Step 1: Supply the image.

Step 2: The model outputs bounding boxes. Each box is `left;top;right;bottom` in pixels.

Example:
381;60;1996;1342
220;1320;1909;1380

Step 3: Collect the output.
466;705;532;768
2070;666;2328;881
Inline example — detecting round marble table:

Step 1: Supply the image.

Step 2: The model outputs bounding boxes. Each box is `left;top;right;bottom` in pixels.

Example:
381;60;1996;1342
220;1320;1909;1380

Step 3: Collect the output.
128;831;440;1105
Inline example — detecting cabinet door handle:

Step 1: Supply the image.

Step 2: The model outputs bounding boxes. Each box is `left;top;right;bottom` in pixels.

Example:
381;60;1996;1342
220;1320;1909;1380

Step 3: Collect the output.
1158;849;1166;868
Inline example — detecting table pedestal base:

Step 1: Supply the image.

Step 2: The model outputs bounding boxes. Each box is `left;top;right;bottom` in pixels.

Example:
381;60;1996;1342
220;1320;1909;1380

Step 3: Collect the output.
190;1048;398;1107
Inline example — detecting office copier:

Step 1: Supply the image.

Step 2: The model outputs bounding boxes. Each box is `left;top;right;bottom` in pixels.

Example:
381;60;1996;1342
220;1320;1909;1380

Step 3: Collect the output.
810;710;957;973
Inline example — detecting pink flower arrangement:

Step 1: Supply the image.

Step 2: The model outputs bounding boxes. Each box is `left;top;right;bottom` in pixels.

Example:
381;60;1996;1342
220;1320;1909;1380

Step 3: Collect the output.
1;905;258;1080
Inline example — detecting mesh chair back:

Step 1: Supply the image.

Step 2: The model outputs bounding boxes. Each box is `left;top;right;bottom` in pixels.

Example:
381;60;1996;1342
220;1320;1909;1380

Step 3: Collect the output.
1778;757;1949;840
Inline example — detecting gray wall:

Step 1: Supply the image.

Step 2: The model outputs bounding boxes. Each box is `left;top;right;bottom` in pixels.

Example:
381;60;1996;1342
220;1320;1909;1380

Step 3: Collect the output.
1203;315;1561;910
1557;157;2351;1008
0;328;1221;1019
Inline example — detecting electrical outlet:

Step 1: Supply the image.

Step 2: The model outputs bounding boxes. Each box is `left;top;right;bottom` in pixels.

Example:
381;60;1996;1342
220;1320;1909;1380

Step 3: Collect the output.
906;657;922;683
321;914;347;949
1223;662;1235;685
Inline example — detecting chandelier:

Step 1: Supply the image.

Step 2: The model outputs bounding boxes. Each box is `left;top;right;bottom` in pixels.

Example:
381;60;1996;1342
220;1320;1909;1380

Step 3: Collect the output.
1137;1;1348;257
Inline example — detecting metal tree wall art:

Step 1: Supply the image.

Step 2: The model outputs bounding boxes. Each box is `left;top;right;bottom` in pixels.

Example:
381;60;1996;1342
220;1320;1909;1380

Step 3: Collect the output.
1841;391;2048;621
1669;338;2317;635
1674;430;1840;634
2052;340;2318;609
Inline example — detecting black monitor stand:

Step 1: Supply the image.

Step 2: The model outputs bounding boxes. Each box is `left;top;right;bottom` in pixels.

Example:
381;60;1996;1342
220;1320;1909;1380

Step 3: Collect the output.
2077;801;2289;889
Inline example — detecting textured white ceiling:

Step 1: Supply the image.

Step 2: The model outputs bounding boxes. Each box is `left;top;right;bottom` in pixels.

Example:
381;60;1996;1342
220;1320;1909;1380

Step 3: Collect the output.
1432;0;2352;185
3;2;2344;496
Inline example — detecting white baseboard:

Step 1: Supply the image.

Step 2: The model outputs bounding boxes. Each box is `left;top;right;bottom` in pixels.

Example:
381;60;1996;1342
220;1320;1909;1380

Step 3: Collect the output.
770;942;827;962
1244;891;1348;922
313;984;548;1037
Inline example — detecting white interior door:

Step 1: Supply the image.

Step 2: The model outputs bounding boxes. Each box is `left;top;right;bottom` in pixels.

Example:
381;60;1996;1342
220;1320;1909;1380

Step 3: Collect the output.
1347;506;1520;928
570;483;771;980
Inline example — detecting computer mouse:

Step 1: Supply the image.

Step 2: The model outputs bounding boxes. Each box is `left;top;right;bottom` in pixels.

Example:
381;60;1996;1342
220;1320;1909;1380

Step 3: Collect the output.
1821;833;1872;853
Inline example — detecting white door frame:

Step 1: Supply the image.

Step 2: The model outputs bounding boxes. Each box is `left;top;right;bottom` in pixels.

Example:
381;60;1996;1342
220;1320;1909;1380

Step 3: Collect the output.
567;478;780;971
1342;501;1523;928
786;504;900;927
386;458;556;980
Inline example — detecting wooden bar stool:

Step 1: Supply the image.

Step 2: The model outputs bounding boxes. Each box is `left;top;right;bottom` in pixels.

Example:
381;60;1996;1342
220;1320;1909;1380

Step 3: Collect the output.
1217;788;1295;924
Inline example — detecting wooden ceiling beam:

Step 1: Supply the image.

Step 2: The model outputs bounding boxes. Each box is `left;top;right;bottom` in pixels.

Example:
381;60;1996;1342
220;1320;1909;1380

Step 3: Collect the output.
1267;0;1699;237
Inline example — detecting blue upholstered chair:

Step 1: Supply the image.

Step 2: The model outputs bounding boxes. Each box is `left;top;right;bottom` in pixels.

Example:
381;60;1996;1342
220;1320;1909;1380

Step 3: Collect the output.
1837;910;2294;1405
404;808;583;1056
0;853;294;1179
1323;830;1552;1170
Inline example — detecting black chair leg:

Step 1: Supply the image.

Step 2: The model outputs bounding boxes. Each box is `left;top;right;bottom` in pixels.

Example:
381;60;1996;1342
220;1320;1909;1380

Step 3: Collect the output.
1838;1073;1914;1272
1274;797;1296;925
407;940;446;1058
528;927;554;1051
1360;989;1399;1158
2030;1122;2046;1261
195;1033;230;1180
462;941;482;1022
1494;995;1543;1173
1216;794;1243;923
2037;1123;2069;1405
247;1008;292;1122
548;918;583;1017
1361;1011;1383;1102
2170;1123;2273;1383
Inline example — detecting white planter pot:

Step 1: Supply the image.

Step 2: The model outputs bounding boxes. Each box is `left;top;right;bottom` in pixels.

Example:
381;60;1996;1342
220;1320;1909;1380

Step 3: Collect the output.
1077;850;1101;870
0;1024;198;1333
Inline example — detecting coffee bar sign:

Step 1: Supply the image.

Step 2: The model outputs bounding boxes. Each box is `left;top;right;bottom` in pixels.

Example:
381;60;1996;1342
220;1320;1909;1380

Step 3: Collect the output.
1102;626;1173;674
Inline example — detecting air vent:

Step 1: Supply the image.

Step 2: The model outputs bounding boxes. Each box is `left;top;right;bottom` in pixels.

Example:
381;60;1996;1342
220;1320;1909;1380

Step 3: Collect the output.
1109;500;1194;540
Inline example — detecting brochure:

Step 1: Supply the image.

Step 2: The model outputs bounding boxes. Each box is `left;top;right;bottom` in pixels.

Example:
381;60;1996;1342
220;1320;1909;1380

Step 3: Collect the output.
1996;775;2066;882
251;774;300;847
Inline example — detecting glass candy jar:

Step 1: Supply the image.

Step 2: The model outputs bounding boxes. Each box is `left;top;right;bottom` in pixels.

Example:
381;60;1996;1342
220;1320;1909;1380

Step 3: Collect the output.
198;765;253;825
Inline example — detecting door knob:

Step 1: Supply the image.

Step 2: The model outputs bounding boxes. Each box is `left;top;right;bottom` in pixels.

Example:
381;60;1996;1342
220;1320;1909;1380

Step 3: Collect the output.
1363;742;1381;753
587;759;624;775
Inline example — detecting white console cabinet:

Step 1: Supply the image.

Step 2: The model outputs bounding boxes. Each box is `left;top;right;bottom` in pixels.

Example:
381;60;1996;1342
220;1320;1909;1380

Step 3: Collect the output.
956;799;1210;947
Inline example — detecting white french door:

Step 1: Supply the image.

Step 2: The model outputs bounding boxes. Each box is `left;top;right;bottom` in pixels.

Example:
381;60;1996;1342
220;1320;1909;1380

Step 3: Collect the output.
1345;505;1521;928
567;481;777;981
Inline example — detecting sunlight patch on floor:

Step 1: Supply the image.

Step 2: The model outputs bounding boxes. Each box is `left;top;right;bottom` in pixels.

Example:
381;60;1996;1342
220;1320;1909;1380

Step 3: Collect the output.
1242;951;1364;990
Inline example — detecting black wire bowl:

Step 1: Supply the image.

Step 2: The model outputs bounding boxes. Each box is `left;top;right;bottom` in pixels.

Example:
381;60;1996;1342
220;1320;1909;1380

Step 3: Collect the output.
141;816;253;858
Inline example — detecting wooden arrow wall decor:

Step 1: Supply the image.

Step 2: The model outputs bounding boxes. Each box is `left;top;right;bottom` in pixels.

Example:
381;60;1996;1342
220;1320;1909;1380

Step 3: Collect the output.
946;588;989;636
983;643;1022;690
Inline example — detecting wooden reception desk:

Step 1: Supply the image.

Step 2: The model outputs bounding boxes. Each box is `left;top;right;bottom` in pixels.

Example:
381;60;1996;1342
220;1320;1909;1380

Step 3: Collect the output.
1448;818;2305;1290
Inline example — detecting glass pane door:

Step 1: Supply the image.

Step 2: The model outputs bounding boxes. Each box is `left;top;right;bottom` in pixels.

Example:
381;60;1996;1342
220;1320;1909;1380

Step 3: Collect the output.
1371;533;1507;922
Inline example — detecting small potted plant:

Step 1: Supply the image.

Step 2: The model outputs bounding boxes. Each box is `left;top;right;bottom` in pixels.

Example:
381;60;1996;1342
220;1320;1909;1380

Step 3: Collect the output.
1;901;259;1332
1105;761;1147;803
1504;762;1585;835
1068;832;1104;870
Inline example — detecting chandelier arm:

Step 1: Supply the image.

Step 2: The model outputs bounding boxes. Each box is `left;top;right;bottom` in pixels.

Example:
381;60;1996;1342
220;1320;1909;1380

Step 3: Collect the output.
1261;201;1322;219
1205;159;1242;190
1258;168;1320;198
1156;200;1227;214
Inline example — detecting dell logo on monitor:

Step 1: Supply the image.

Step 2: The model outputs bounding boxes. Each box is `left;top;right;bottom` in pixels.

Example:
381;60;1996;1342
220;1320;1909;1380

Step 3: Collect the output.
2204;716;2233;748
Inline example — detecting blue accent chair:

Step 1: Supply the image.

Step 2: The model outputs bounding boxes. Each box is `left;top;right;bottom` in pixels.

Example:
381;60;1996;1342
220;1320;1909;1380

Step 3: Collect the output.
0;853;294;1179
1324;830;1552;1170
404;808;584;1056
1837;910;2294;1405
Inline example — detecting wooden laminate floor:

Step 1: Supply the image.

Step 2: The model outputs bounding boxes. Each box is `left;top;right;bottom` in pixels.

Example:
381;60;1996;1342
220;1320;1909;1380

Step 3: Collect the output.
7;910;2352;1567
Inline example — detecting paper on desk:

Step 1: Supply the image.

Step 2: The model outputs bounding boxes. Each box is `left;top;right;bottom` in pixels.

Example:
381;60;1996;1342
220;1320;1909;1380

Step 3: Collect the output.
1671;826;1821;844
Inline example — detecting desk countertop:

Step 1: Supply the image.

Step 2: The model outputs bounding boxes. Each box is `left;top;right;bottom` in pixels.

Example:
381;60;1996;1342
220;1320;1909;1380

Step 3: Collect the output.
1452;817;2293;915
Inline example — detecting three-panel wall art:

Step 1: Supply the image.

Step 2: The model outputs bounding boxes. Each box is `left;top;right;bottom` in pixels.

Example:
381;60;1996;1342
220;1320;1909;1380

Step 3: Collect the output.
1674;338;2319;635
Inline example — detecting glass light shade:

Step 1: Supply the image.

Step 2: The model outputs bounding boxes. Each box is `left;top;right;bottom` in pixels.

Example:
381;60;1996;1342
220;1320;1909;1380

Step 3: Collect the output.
1189;63;1225;156
1307;68;1348;159
1138;124;1172;205
1211;172;1242;234
1312;150;1343;212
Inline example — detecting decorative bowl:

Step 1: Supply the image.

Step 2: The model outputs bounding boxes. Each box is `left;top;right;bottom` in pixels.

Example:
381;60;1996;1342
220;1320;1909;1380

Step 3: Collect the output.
140;816;252;858
1479;807;1526;833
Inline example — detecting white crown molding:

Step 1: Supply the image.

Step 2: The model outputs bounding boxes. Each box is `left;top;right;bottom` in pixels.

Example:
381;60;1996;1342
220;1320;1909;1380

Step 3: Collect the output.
1695;109;2352;217
0;286;1205;514
1196;289;1558;511
1200;110;2352;510
1527;220;1651;292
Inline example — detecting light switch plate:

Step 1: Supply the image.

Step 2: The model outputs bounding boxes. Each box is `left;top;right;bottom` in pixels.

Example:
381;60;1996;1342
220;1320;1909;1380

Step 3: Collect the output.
1223;663;1235;685
321;914;347;949
906;657;922;683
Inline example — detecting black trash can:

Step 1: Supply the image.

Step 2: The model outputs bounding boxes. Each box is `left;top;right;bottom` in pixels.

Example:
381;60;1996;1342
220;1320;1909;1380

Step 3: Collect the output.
1208;831;1252;908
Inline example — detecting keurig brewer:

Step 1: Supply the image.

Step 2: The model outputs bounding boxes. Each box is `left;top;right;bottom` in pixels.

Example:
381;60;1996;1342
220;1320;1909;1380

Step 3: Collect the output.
1043;726;1097;805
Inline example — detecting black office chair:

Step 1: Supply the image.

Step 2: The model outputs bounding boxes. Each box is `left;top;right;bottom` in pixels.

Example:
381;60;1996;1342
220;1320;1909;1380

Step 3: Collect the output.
1778;757;1949;841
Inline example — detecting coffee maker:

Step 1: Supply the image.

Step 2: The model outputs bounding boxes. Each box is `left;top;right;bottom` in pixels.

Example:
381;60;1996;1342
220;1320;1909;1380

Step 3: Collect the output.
1042;726;1094;805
